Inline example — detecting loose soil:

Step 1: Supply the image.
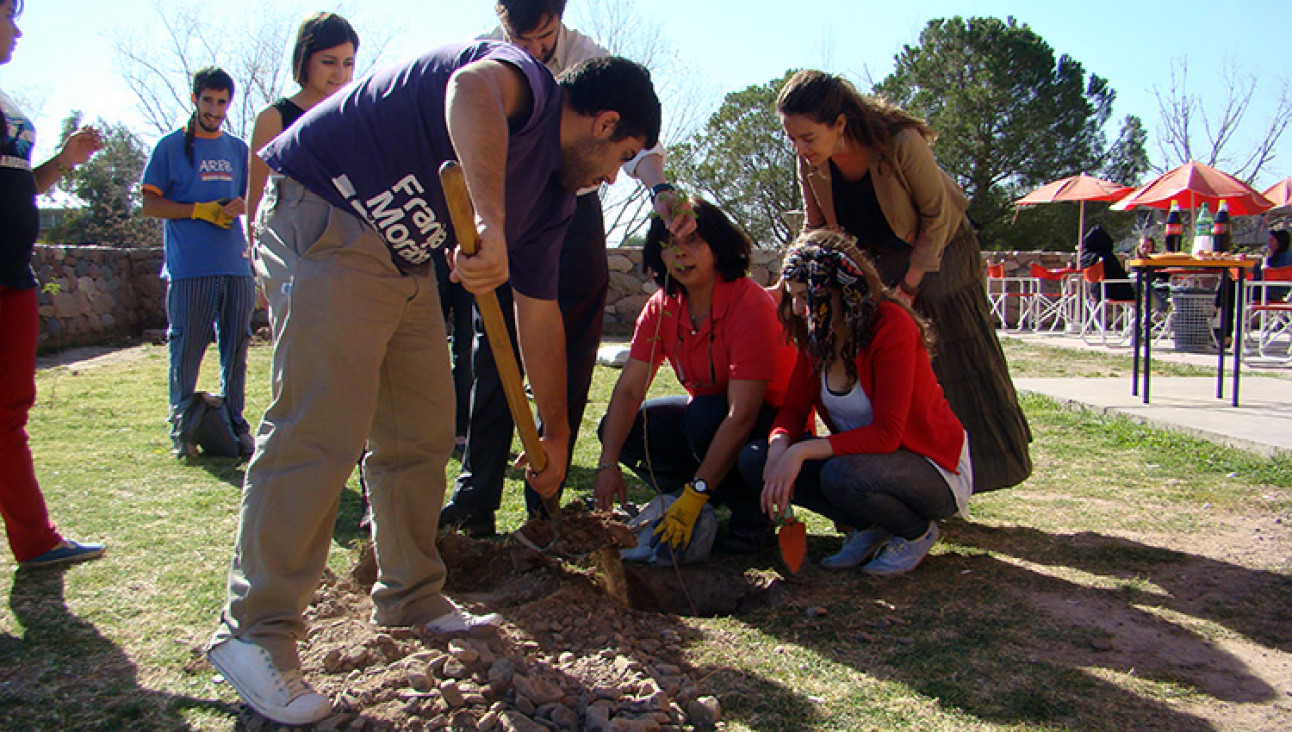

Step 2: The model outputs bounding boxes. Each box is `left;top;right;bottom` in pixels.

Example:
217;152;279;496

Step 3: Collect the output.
219;505;747;731
203;504;1291;731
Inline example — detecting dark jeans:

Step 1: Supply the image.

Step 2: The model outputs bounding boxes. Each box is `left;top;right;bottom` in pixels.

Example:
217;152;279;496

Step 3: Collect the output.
605;394;777;535
738;439;957;540
449;193;607;517
433;251;474;437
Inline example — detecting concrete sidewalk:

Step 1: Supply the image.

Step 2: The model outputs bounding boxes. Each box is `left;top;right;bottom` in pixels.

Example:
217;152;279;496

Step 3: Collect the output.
1003;332;1292;459
1013;376;1292;458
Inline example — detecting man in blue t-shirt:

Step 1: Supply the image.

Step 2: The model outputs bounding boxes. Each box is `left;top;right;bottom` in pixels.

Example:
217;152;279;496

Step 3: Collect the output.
206;41;660;726
140;67;256;459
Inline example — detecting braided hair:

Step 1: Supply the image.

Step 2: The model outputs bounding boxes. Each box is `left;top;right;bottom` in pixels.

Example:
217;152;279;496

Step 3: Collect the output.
778;230;932;387
184;67;235;165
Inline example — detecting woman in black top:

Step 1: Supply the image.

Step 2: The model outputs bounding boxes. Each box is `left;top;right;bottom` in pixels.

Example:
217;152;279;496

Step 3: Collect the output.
245;12;359;244
0;0;107;567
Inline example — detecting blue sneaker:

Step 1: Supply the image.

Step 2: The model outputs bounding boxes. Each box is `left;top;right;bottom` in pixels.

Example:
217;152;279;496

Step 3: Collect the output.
21;539;105;569
860;523;940;576
821;526;890;569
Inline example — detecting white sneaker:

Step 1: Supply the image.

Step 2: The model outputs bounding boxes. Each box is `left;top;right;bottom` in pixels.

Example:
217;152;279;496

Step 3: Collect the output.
821;526;890;569
207;638;331;725
860;522;941;577
424;605;503;635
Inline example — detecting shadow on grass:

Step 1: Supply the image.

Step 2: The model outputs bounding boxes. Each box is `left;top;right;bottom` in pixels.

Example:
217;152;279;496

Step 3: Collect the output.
181;454;247;490
0;565;237;730
723;520;1287;730
956;524;1292;655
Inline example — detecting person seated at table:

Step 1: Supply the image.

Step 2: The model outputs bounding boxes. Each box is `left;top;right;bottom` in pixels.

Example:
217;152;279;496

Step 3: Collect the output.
737;230;971;575
1079;224;1134;301
1135;235;1171;311
593;199;796;554
1212;230;1286;347
1259;229;1292;301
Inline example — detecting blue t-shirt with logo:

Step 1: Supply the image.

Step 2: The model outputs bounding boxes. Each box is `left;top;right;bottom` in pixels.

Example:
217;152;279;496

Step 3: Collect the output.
261;41;573;300
141;129;251;281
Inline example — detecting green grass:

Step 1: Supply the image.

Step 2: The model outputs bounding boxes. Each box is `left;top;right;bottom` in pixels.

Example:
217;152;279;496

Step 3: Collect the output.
0;340;1288;730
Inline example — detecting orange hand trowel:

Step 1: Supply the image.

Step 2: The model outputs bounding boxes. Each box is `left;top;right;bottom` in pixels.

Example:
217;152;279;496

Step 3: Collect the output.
778;510;807;573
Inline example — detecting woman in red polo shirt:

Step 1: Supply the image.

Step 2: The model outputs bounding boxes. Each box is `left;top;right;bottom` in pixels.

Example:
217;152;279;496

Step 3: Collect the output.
739;230;972;575
594;199;795;553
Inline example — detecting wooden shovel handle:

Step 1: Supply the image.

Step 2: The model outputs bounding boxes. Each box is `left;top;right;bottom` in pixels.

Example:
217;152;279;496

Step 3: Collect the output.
438;161;547;473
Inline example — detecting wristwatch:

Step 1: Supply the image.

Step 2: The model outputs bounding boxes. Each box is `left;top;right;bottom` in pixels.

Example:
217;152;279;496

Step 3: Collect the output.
650;182;675;201
689;478;709;494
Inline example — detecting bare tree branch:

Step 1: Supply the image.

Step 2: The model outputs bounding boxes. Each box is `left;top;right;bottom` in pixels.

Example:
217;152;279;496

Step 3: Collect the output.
111;1;394;143
1152;56;1290;181
570;0;713;244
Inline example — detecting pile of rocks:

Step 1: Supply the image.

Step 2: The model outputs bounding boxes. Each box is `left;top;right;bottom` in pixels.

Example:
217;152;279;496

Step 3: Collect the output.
228;528;726;731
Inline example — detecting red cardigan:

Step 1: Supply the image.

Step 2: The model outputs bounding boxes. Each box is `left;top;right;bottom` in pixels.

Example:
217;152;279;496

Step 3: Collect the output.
769;301;965;472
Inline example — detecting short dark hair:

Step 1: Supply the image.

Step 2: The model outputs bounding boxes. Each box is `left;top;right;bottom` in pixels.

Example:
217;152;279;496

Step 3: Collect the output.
558;56;660;148
1271;230;1291;255
292;12;360;85
186;68;235;163
643;199;751;296
495;0;566;37
192;67;235;100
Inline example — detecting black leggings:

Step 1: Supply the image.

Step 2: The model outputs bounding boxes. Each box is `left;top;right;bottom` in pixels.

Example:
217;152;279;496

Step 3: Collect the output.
738;440;957;540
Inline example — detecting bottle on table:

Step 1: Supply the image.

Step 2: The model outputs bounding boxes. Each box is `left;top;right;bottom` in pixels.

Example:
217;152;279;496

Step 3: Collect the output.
1164;200;1184;252
1212;199;1231;253
1192;202;1213;254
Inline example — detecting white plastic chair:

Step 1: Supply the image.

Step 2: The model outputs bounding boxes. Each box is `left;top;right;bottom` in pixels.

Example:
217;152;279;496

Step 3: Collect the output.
986;262;1036;330
1079;261;1138;346
1244;264;1292;361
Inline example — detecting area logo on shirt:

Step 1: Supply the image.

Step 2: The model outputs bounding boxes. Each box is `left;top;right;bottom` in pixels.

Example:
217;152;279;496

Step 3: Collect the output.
198;157;235;183
331;172;447;266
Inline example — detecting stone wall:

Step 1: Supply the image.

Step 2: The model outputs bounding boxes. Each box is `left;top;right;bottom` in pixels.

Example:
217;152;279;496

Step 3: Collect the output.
603;248;1080;334
30;245;1086;348
31;245;167;350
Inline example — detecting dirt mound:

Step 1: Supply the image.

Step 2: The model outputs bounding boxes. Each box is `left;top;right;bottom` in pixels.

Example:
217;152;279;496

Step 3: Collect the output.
512;504;638;557
230;510;730;730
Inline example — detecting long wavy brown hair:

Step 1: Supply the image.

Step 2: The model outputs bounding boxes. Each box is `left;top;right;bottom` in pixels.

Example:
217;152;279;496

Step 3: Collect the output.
776;69;935;163
778;230;933;387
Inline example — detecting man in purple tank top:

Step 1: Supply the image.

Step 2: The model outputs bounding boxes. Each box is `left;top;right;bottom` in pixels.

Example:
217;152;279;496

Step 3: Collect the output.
206;41;660;726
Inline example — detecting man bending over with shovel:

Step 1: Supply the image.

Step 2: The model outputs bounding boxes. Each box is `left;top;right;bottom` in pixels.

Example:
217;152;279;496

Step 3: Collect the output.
206;42;660;727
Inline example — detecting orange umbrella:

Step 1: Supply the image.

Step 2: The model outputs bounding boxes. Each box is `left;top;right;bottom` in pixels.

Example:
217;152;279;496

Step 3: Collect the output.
1015;173;1133;253
1261;177;1292;209
1111;161;1275;215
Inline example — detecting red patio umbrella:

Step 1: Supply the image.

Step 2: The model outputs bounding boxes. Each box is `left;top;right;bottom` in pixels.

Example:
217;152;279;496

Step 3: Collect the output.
1015;173;1133;255
1111;161;1275;215
1261;177;1292;209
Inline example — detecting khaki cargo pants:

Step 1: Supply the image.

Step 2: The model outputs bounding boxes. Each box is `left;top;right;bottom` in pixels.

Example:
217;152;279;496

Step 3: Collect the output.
213;177;456;670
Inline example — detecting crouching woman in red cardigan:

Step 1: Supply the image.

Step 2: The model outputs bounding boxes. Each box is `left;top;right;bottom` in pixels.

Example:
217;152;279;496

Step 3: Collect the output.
737;230;971;575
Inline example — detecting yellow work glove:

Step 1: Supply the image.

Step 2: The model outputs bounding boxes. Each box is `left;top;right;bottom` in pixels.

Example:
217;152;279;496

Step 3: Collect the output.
191;201;234;229
652;484;709;549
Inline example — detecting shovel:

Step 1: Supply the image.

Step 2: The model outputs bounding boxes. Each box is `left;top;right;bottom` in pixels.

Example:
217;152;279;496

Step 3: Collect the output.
438;161;561;549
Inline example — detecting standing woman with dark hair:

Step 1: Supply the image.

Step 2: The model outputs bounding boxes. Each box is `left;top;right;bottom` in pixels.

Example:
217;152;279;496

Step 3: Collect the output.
246;12;359;245
0;0;106;567
593;200;796;552
777;69;1031;493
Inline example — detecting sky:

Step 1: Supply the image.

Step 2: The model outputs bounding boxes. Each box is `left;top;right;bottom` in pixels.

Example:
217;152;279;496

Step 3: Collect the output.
8;0;1292;193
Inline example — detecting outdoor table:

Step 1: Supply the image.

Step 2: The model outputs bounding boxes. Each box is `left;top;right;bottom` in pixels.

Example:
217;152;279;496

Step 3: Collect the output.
1128;256;1258;406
